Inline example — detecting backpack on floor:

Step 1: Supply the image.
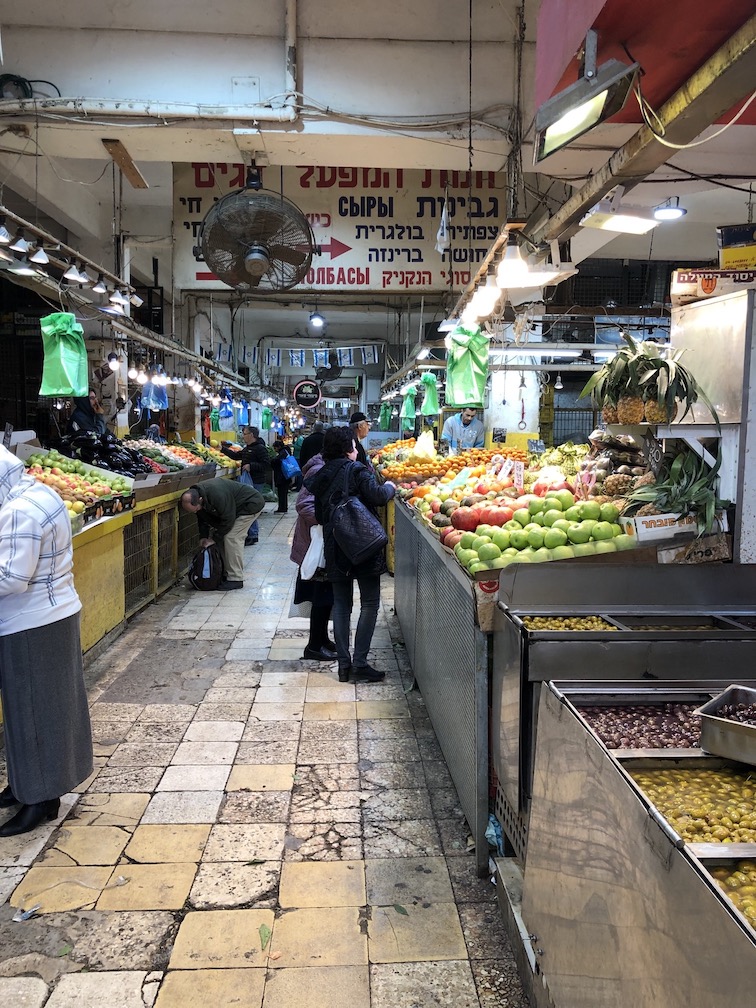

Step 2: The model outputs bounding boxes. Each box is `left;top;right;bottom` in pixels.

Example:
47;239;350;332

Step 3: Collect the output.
187;544;225;590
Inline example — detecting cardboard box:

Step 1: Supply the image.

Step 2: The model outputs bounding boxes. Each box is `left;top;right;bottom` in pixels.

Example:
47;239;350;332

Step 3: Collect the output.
621;510;728;543
656;533;732;564
670;268;756;306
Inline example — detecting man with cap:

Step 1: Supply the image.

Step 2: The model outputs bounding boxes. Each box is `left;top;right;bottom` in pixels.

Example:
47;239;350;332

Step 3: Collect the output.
299;420;326;469
349;412;372;467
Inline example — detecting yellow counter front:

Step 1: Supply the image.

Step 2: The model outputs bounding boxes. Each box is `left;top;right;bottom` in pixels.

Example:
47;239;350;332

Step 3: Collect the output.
73;510;132;653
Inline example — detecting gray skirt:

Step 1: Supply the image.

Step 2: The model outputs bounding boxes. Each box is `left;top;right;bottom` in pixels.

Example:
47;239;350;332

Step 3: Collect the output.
0;613;93;804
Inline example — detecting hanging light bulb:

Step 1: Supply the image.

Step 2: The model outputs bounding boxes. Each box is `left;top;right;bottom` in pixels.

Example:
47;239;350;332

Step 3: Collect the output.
0;245;13;264
29;244;49;265
0;217;11;244
127;363;138;380
9;255;38;276
77;265;93;285
107;352;120;372
109;288;130;305
63;261;81;282
554;373;564;390
9;230;30;253
186;376;196;388
309;310;325;329
496;233;544;289
137;370;148;385
92;274;108;294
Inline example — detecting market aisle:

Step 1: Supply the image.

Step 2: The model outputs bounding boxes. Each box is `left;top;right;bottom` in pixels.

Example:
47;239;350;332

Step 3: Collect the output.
0;508;529;1008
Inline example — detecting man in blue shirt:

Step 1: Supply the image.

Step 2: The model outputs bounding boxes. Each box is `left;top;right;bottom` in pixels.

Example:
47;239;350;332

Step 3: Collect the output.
441;407;485;453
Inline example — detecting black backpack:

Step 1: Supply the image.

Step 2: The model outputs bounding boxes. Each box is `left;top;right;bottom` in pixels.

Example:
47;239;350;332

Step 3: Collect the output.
187;544;225;590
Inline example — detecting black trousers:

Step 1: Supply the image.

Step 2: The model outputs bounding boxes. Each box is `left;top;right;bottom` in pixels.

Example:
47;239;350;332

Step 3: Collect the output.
276;482;288;512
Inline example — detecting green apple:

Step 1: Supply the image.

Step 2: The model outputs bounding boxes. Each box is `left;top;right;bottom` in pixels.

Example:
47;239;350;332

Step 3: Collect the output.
564;505;582;522
459;531;478;549
591;521;614;541
599;502;620;523
468;561;487;574
477;542;502;561
593;539;618;553
456;548;478;566
581;519;597;536
552;518;573;533
613;534;636;551
531;547;553;563
513;508;531;526
530;512;546;526
543;496;563;512
572;541;597;557
567;522;592;544
579;500;602;521
542;509;564;527
553;489;576;509
491;530;510;551
488;556;512;568
476;524;496;537
504;520;522;532
471;535;492;551
611;523;624;537
509;529;530;550
511;553;533;562
551;544;576;560
543;527;568;549
528;498;545;514
503;547;520;557
527;528;545;549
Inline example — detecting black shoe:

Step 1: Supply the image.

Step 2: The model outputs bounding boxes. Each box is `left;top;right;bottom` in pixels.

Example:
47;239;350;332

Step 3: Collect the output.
244;537;258;546
324;639;337;652
338;664;351;682
0;785;18;809
219;580;244;590
303;646;338;661
273;510;288;514
0;798;60;837
351;664;385;682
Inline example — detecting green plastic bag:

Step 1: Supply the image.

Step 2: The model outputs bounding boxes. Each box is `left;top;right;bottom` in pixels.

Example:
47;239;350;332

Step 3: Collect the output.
39;312;88;397
261;406;272;430
400;384;417;432
379;401;393;431
210;407;220;431
420;372;439;415
445;324;490;408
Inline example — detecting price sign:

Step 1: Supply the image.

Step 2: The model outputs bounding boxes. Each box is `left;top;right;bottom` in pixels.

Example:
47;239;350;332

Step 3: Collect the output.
528;439;546;454
499;458;514;478
644;431;665;477
514;459;525;491
2;423;13;449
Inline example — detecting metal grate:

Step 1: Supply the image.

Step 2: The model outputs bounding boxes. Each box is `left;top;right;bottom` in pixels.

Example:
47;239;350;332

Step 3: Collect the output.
494;781;527;863
156;506;177;590
552;407;598;445
124;511;154;614
177;510;198;572
395;505;490;876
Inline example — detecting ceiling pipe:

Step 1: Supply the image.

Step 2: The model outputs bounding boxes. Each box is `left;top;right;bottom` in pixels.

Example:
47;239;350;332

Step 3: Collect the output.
0;0;299;125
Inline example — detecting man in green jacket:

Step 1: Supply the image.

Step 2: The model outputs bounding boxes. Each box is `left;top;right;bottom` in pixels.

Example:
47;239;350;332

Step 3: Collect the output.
180;479;264;589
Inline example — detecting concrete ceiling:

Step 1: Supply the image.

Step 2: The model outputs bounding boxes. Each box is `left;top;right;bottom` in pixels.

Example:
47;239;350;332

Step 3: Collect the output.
0;0;753;359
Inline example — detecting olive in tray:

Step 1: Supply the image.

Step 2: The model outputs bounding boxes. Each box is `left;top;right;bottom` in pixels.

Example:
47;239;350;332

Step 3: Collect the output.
577;703;702;749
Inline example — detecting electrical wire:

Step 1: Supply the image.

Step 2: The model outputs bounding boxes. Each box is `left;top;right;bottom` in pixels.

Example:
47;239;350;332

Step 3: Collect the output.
633;81;756;150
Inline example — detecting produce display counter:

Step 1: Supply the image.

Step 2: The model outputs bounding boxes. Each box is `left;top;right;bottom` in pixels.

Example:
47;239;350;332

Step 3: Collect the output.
497;682;756;1008
72;510;132;654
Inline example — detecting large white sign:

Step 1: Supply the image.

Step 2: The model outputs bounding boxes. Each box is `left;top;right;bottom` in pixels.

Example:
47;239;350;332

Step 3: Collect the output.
173;164;506;294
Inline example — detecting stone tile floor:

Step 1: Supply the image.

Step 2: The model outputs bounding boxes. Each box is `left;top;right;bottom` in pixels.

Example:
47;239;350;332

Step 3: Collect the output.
0;509;529;1008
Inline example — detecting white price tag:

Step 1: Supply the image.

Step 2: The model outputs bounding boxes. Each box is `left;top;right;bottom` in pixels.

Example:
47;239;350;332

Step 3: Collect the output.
499;458;514;478
514;460;524;491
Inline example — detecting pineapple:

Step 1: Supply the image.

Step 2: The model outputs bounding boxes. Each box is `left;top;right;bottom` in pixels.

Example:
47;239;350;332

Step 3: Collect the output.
635;503;663;516
602;402;619;424
603;473;634;496
616;394;645;424
644;399;678;424
632;472;656;490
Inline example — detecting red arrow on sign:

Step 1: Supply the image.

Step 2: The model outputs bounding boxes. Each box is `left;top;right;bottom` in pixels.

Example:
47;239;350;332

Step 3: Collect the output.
317;237;351;259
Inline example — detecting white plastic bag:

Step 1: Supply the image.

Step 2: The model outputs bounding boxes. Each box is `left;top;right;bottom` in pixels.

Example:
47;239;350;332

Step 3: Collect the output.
300;525;325;580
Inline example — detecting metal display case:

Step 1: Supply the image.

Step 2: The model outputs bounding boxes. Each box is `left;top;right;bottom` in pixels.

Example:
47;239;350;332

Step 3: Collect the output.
491;563;756;857
501;681;756;1008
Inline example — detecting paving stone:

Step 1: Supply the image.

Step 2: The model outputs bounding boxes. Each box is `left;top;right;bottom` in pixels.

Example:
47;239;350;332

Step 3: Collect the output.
241;720;301;742
283;822;363;862
279;860;365;908
170;741;238;765
39;825;130;867
96;863;197;911
365;856;454;906
363;820;443;859
269;906;367;967
226;764;296;792
137;705;196;723
299;720;357;741
109;743;179;767
0;867;26;905
235;740;299;764
202;823;287;862
368;902;467;963
44;970;156;1007
358;719;417;739
247;703;304;721
203;688;258;704
258;671;309;688
446;857;499;904
363;789;434;822
370;961;480;1008
260;965;369;1008
289;788;366;824
219;790;290;823
183;720;244;742
169;909;274;969
68;793;150;828
125;825;211;864
87;767;164;794
91;721;133;744
10;866;113;912
0;976;49;1007
157;764;231;792
154;969;265;1008
470;957;530;1008
360;762;427;791
302;701;357;721
89;703;143;723
44;909;178;971
359;738;421;763
189;861;279;909
141;791;224;825
292;764;361;794
437;817;474;857
254;685;307;704
355;700;410;719
125;722;188;744
297;738;359;764
458;901;515;960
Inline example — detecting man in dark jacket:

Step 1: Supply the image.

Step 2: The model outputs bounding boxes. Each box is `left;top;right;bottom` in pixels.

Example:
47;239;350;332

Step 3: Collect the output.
220;426;271;545
298;421;325;468
180;479;264;589
349;412;372;467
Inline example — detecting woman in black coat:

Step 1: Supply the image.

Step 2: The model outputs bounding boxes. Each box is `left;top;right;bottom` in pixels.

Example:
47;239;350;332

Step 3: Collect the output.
305;426;395;682
270;439;292;514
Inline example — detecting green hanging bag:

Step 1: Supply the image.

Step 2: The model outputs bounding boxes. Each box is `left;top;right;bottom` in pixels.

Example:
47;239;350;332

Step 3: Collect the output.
39;312;89;397
445;324;490;408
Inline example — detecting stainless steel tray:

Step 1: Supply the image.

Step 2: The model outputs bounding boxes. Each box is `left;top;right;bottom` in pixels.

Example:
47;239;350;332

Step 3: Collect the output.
696;684;756;766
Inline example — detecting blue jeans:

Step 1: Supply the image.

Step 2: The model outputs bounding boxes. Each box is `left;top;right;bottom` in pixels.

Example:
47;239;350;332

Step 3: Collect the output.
248;482;266;538
331;575;381;667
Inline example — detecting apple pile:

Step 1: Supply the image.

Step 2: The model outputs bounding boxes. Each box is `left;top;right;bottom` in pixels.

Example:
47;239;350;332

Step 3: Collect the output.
24;449;131;517
439;490;636;574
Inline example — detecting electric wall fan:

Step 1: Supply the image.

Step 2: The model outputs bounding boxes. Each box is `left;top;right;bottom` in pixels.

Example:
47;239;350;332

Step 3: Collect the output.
315;350;343;382
196;168;316;292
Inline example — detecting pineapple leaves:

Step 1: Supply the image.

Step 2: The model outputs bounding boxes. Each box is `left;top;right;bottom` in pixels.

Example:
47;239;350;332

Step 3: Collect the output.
624;445;728;534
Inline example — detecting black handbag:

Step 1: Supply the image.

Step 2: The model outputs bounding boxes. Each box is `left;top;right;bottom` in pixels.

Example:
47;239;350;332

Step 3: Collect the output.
330;462;388;565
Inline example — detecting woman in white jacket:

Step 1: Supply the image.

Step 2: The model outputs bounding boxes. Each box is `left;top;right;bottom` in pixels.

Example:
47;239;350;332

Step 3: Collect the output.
0;445;92;836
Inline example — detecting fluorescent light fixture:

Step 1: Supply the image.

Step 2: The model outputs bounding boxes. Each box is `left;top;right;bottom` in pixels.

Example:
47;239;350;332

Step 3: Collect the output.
9;231;30;253
416;347;431;360
653;196;687;221
92;274;108;294
580;199;659;235
489;345;582;359
29;245;49;265
533;31;640;163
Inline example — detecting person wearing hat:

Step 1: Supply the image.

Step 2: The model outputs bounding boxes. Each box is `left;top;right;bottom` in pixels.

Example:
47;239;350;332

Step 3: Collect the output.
349;412;371;467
